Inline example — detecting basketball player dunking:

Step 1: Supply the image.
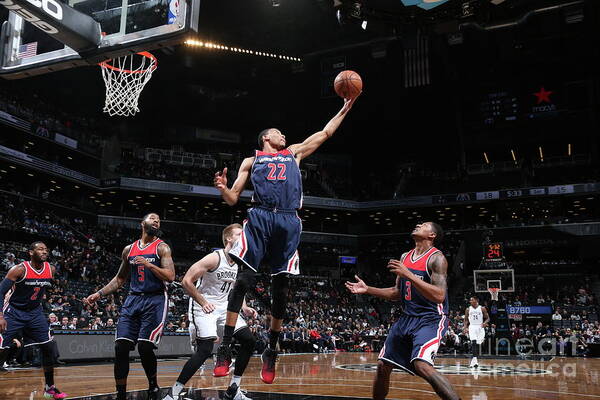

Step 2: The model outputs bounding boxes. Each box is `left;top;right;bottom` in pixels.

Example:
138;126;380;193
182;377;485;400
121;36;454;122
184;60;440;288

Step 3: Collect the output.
0;242;67;399
85;213;175;400
163;224;257;400
464;296;489;368
213;95;358;384
346;223;462;400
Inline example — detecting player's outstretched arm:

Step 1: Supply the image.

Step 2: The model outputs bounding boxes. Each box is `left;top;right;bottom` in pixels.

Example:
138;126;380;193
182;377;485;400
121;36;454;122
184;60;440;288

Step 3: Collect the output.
289;96;358;161
84;246;131;305
345;275;401;301
388;252;447;304
181;252;220;313
0;263;26;331
214;157;253;206
140;242;175;282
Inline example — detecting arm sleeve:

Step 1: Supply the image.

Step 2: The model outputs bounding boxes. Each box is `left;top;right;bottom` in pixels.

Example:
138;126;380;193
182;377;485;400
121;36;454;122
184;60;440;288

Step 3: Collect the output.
0;278;15;312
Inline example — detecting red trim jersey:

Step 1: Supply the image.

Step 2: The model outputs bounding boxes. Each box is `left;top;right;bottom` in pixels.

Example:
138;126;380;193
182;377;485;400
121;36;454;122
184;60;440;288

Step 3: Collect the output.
251;149;303;210
398;247;449;317
127;238;166;293
4;262;52;311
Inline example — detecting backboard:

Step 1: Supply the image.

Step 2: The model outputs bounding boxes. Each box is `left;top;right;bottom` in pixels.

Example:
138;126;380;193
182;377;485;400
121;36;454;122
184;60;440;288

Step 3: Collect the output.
473;269;515;293
0;0;199;79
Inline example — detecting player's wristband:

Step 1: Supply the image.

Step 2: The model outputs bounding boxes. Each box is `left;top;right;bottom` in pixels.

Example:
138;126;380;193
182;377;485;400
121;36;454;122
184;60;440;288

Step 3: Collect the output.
98;289;105;297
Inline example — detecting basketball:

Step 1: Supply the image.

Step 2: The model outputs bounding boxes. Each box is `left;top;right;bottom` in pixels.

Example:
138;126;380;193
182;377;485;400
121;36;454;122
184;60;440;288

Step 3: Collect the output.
334;70;362;99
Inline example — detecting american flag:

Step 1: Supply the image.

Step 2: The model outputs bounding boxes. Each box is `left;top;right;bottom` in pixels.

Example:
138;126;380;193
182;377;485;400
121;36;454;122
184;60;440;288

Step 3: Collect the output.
17;42;37;59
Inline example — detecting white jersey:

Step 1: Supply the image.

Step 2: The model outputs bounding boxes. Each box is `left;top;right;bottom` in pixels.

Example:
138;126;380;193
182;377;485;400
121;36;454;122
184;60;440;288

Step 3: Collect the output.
189;249;238;309
187;249;246;342
468;305;484;326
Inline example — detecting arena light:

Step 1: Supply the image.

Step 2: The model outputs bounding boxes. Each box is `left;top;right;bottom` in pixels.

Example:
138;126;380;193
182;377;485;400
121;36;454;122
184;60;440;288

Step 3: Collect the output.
510;149;516;162
538;146;544;162
568;143;572;156
184;39;301;62
483;152;490;164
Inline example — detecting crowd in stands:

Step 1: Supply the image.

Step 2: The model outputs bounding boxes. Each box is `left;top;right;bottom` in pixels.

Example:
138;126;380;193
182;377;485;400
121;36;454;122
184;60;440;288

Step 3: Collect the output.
0;87;104;155
1;190;600;360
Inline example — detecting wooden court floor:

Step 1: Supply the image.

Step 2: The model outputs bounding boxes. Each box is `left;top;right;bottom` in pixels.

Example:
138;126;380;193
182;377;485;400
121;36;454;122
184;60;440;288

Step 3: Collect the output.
1;352;599;399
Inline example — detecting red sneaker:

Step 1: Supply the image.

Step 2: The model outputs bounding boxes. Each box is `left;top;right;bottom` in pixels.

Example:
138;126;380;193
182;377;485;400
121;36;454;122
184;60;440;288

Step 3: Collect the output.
260;348;278;384
43;386;67;399
213;344;232;377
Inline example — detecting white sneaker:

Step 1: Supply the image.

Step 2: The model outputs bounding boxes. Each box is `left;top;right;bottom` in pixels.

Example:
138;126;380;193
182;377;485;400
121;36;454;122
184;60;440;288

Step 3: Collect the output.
233;389;252;400
469;357;478;368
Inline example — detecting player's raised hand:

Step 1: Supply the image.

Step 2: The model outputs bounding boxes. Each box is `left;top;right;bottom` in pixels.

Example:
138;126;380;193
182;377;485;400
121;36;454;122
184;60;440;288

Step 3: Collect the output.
84;292;100;306
345;275;368;294
214;168;228;191
387;259;411;278
341;95;359;114
202;302;216;314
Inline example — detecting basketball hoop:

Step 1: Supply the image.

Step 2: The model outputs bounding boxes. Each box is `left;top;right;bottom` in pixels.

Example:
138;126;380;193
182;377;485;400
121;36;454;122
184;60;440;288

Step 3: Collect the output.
99;51;157;117
488;288;500;301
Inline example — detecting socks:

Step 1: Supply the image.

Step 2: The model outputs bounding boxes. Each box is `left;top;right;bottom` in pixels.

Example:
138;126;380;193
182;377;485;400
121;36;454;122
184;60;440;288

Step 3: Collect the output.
222;326;235;346
44;370;54;387
116;384;127;400
148;376;158;391
230;375;242;387
268;329;280;350
172;382;185;397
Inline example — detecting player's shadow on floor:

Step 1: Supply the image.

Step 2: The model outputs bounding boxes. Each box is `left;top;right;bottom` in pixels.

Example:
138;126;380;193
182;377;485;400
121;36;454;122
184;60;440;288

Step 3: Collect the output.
68;387;371;400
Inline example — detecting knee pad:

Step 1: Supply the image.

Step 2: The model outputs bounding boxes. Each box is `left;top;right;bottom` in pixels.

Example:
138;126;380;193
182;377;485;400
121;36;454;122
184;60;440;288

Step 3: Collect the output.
137;340;156;355
115;339;134;356
234;327;256;348
271;274;289;320
40;342;57;367
194;339;214;357
227;269;256;313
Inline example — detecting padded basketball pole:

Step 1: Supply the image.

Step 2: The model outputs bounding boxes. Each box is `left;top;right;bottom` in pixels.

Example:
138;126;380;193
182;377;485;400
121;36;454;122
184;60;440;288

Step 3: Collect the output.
0;0;101;52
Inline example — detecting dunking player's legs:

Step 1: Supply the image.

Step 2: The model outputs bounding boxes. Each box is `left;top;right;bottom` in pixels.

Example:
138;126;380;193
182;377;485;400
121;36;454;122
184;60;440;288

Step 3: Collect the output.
413;360;461;400
215;269;256;377
259;274;289;384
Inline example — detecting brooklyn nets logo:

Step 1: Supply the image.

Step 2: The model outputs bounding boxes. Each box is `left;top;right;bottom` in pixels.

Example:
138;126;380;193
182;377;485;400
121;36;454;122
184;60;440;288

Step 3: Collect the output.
336;363;550;376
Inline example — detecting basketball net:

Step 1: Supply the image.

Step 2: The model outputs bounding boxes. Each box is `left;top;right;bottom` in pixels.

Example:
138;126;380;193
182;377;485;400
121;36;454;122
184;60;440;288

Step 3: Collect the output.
99;51;157;117
488;288;500;301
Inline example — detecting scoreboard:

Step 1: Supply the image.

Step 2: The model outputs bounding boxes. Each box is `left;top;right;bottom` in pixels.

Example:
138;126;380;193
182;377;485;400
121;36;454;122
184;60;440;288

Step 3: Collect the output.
484;242;503;262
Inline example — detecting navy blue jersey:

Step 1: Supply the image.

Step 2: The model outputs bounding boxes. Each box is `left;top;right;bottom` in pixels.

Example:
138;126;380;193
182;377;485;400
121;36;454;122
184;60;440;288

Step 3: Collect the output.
398;247;449;317
251;149;303;210
5;262;52;311
127;238;166;293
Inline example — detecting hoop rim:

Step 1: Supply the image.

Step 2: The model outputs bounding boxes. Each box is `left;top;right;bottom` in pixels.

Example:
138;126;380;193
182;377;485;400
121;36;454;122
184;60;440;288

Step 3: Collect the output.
488;287;500;300
98;51;157;74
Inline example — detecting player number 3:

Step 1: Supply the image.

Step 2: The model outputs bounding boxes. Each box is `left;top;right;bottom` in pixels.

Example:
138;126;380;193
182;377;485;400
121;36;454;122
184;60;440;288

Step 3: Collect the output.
405;281;412;301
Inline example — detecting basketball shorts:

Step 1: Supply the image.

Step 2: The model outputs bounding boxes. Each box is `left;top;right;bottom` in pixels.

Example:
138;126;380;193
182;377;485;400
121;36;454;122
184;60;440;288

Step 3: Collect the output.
229;207;301;276
469;325;485;345
378;313;448;375
188;302;247;345
116;292;168;346
0;305;52;349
